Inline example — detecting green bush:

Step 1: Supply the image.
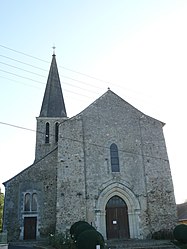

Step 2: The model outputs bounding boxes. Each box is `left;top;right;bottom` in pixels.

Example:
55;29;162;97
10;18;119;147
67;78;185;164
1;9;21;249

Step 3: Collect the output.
0;192;4;232
70;221;88;237
77;229;104;249
173;224;187;244
151;229;174;240
73;223;95;240
49;232;75;249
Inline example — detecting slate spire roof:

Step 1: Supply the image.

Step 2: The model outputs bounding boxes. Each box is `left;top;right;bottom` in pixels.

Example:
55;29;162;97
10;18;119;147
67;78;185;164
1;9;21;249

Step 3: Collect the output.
39;54;67;117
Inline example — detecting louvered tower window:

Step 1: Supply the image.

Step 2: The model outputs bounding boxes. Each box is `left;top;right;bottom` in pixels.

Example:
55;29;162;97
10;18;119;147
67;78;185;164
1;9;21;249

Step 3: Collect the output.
45;122;50;143
55;122;59;143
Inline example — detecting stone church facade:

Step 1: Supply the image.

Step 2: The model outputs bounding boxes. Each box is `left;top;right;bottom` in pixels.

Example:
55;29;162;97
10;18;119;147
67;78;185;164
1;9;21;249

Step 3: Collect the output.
3;53;177;242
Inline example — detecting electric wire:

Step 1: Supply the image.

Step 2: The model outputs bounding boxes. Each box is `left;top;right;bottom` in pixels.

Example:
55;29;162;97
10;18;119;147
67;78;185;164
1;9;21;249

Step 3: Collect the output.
0;44;156;102
0;59;153;106
0;72;99;97
0;44;49;63
0;69;45;84
0;44;161;121
0;120;169;162
0;58;106;91
0;75;42;89
0;55;48;71
0;44;110;84
0;56;106;93
0;61;46;78
0;44;149;97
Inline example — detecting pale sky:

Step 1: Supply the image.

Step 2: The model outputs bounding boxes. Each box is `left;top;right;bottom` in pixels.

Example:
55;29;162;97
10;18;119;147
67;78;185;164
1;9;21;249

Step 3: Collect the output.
0;0;187;204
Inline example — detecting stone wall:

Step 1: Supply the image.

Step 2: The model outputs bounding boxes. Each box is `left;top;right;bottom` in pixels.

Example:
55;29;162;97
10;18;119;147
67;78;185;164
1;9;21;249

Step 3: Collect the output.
140;114;177;236
56;117;87;232
3;149;57;241
56;91;177;239
35;117;67;161
3;90;177;241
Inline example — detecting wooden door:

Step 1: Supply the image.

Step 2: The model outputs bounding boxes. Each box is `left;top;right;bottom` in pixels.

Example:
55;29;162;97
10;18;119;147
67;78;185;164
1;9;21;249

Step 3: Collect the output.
106;196;130;239
24;217;37;240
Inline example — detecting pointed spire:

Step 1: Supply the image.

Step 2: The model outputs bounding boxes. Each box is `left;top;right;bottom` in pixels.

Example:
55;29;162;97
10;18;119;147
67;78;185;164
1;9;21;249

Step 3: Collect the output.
39;54;67;117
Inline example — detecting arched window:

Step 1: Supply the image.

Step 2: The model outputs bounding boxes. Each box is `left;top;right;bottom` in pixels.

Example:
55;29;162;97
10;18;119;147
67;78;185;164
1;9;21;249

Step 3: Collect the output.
110;143;120;172
24;193;31;211
55;122;59;143
24;192;37;212
31;193;37;211
45;122;50;143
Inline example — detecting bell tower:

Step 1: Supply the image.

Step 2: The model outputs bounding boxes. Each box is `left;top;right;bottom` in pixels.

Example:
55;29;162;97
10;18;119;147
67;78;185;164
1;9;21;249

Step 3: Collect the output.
35;52;68;161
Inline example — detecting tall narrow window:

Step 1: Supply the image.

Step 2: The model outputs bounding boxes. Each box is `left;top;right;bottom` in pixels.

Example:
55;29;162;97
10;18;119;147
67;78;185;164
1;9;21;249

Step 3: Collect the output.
45;122;50;143
55;122;59;143
24;193;31;211
31;193;37;211
110;143;120;172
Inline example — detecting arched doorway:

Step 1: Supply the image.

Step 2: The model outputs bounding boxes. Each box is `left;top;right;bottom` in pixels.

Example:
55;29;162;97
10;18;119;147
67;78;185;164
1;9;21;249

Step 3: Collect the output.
106;195;130;239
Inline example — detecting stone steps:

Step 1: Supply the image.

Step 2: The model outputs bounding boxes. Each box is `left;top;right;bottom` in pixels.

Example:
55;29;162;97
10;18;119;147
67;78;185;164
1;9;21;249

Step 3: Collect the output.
105;239;179;249
9;239;180;249
9;240;49;248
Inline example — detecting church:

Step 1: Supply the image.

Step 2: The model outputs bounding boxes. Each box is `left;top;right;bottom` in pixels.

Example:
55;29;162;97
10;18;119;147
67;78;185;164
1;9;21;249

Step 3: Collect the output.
3;53;177;242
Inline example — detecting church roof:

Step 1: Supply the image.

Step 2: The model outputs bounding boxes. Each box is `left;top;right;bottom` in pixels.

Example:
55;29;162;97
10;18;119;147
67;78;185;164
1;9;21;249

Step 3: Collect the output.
76;89;165;126
39;54;67;117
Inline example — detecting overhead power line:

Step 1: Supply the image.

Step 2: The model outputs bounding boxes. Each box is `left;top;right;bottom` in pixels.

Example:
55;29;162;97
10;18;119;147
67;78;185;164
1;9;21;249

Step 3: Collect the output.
0;55;47;71
0;52;147;98
0;69;45;84
0;75;42;89
0;44;49;63
0;51;107;91
0;120;169;162
0;121;35;132
0;70;99;97
0;61;46;78
0;43;158;107
0;44;111;85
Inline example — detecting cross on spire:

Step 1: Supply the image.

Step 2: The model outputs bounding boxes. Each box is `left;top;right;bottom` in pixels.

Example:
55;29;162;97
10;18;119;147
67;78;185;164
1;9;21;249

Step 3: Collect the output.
52;45;56;55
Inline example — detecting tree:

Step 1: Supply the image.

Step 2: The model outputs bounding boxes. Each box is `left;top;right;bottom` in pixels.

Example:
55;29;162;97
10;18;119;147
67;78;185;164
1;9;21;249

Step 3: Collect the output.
0;189;4;232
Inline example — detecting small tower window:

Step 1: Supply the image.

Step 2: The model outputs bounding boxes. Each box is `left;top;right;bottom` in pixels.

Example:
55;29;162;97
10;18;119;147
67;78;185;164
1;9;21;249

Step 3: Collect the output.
45;122;50;143
110;143;120;172
55;122;59;143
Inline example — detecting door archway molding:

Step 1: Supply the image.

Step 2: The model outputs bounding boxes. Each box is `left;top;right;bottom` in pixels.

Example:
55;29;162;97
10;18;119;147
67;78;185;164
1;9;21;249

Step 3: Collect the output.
95;182;141;239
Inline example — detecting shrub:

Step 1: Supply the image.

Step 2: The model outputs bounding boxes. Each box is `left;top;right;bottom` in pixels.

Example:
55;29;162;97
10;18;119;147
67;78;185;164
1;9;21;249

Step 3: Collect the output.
151;229;174;240
173;224;187;244
73;223;95;240
70;221;88;237
49;232;75;249
77;229;104;249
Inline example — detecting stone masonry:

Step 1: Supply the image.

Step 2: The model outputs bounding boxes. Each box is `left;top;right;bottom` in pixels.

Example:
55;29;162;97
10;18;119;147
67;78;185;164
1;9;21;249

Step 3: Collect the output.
3;54;177;242
56;90;177;239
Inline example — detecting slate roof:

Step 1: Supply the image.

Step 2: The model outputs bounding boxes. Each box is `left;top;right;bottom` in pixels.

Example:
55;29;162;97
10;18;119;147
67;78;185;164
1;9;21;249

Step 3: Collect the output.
39;54;67;117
